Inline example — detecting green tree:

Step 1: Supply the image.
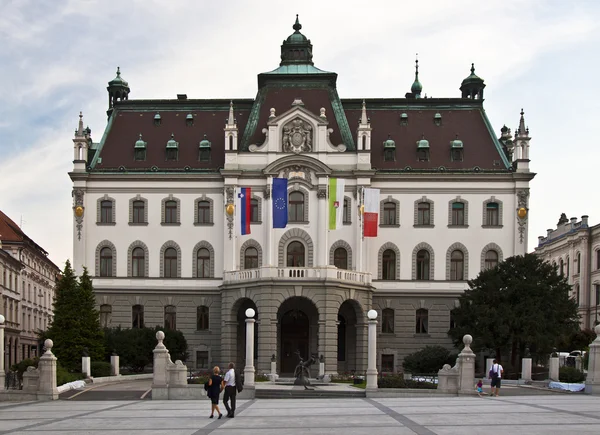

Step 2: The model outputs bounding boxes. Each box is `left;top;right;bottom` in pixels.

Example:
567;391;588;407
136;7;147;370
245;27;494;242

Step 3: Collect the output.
45;262;104;370
449;253;579;368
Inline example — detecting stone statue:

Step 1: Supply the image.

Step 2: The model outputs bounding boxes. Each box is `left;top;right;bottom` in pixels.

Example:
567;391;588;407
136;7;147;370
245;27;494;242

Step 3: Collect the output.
293;350;316;390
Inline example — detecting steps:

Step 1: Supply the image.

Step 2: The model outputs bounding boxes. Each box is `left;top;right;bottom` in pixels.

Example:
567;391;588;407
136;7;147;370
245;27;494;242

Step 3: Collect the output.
255;388;366;399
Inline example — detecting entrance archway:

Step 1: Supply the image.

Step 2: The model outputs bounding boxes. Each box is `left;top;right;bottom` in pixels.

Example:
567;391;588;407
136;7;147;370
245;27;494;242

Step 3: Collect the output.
337;300;364;373
277;297;319;375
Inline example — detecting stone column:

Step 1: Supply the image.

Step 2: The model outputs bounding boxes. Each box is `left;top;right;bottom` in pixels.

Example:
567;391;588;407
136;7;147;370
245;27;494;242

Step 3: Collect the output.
366;310;378;391
152;331;169;388
486;358;494;379
585;324;600;394
82;356;91;378
244;308;256;387
110;354;120;376
521;358;532;382
549;356;559;381
458;335;476;395
0;314;5;391
37;339;58;400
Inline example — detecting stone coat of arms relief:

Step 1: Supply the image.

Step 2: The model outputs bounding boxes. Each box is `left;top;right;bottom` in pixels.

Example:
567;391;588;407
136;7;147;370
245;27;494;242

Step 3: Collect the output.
282;118;313;153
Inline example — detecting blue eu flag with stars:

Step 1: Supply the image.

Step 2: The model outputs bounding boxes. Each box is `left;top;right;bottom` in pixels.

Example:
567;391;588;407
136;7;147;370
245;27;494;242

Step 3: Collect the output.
272;178;288;228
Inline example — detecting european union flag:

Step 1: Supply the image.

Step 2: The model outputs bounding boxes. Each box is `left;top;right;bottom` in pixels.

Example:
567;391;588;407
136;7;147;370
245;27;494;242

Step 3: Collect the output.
272;178;288;228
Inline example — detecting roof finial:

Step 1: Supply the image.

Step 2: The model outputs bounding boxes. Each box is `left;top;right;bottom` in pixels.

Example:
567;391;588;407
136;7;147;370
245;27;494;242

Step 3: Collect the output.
470;63;475;75
411;53;423;97
518;108;526;135
360;100;368;125
415;54;419;80
293;14;302;32
77;111;84;136
116;66;121;77
227;101;235;126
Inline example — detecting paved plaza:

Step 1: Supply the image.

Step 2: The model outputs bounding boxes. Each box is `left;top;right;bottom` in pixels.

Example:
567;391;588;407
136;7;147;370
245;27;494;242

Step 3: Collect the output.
0;394;599;435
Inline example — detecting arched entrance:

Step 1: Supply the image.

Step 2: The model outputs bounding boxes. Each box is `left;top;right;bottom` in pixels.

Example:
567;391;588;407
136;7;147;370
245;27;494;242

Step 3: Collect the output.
278;297;319;375
337;300;364;373
232;298;258;371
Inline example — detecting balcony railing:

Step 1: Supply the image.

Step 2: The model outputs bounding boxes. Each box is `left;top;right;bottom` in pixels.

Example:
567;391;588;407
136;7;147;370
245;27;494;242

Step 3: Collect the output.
223;266;371;286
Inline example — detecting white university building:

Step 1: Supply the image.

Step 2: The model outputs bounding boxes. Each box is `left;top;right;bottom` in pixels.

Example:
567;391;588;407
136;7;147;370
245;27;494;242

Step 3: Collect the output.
69;18;535;375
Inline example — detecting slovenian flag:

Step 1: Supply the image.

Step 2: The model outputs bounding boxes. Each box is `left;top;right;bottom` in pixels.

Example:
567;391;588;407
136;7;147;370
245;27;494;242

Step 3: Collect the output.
363;188;380;237
236;187;251;235
328;178;345;230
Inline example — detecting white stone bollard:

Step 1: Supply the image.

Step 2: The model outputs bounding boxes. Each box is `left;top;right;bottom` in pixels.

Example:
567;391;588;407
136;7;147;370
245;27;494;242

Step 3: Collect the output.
585;324;600;395
110;355;120;376
37;339;59;400
152;331;169;388
458;334;476;395
319;361;325;377
0;314;5;391
549;357;559;381
521;358;532;382
82;356;91;378
486;358;494;379
244;308;256;387
270;360;277;376
366;309;378;391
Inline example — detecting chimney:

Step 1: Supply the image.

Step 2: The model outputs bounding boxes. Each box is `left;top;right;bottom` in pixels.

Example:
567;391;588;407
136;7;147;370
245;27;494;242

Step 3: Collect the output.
547;229;553;236
570;217;577;225
538;236;544;244
177;94;187;100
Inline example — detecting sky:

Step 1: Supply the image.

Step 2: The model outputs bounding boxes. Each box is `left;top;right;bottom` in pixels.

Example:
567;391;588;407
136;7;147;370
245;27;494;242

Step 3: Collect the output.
1;0;599;268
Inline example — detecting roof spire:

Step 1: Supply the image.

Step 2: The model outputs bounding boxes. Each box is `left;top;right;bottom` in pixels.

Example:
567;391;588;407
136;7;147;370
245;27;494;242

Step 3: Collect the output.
410;54;423;98
227;101;235;126
293;14;302;32
77;111;84;136
360;100;368;125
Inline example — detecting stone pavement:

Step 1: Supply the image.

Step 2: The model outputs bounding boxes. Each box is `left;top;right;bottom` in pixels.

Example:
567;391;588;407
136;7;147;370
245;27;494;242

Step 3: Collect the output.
1;395;600;435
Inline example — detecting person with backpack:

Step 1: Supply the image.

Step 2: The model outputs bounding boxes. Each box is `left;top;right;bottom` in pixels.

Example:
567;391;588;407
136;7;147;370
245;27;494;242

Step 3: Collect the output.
489;359;504;397
222;362;239;418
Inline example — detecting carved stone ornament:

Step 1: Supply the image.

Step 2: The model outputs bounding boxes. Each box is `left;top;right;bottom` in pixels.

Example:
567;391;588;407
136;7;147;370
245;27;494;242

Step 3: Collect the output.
225;187;235;240
281;165;313;188
317;188;327;199
72;189;85;241
516;189;530;244
282;118;313;154
264;186;271;199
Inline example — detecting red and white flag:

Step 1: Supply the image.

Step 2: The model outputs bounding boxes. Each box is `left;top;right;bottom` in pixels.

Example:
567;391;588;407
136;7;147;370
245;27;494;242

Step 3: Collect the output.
363;188;380;237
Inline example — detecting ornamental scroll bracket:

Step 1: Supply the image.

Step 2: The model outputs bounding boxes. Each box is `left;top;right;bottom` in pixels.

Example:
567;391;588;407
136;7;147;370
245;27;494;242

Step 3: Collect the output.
516;189;530;244
72;189;85;241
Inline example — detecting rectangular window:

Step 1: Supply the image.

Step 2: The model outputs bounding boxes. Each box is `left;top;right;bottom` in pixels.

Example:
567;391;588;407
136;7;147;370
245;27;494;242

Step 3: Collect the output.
486;203;499;226
596;284;600;307
100;200;113;223
165;201;178;223
250;199;259;223
197;201;210;224
381;354;394;372
196;351;209;369
383;203;396;225
418;203;431;225
132;201;145;223
451;203;464;226
132;305;144;328
597;251;600;270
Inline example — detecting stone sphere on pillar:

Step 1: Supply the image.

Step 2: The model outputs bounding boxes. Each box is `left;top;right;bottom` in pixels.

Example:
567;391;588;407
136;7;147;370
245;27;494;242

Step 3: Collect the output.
44;339;53;350
245;308;256;318
463;334;473;345
0;314;5;324
156;331;165;341
595;324;600;336
367;309;378;320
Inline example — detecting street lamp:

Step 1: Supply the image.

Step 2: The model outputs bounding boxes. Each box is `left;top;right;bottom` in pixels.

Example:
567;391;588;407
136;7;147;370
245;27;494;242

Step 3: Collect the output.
244;308;256;387
366;309;378;390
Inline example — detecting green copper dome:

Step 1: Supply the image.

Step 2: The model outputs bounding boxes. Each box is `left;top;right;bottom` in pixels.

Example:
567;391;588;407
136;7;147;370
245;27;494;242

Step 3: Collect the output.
199;134;211;148
279;15;314;66
383;135;396;148
461;63;484;86
134;133;147;149
417;138;430;149
108;67;128;87
410;59;422;97
166;134;179;149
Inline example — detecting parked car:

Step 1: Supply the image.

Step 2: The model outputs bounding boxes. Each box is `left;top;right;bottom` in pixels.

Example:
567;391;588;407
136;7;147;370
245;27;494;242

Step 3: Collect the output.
566;350;586;367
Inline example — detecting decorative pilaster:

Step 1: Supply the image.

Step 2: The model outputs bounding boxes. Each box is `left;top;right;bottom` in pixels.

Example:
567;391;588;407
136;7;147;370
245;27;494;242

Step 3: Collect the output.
516;189;529;250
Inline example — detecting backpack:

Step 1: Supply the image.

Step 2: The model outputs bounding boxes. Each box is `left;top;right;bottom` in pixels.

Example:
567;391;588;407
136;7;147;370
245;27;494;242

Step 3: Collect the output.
204;380;210;391
489;365;499;379
235;372;243;393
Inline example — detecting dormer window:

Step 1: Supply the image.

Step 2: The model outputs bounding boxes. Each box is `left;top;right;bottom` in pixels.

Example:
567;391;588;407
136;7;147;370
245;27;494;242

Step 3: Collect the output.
186;113;194;127
434;113;442;126
166;133;179;161
199;134;211;162
417;136;430;162
134;133;147;161
383;135;396;162
451;136;464;162
154;112;162;126
400;113;408;126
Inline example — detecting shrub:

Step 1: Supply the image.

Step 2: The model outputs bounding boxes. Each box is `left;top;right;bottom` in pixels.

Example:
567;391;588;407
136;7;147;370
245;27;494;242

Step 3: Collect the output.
56;363;85;386
402;346;455;374
10;358;39;382
378;375;406;388
91;361;112;377
255;373;269;382
559;366;585;383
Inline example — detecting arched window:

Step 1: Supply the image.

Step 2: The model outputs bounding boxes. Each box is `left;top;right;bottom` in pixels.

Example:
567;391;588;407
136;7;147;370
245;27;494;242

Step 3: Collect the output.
164;248;178;278
197;306;209;330
577;252;581;274
288;191;304;222
382;249;396;280
566;256;570;277
486;202;499;226
382;308;394;333
197;248;210;278
383;202;396;225
165;200;178;224
286;241;305;267
334;247;348;269
244;247;259;269
417;202;431;225
100;247;113;277
164;305;176;330
416;250;430;280
132;247;145;277
450;250;464;281
484;250;498;270
416;309;428;334
132;305;144;328
197;201;210;224
560;259;565;276
100;304;112;328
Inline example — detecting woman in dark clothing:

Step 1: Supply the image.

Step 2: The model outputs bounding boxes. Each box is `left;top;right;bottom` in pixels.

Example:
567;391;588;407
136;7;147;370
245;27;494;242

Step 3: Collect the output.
207;366;223;419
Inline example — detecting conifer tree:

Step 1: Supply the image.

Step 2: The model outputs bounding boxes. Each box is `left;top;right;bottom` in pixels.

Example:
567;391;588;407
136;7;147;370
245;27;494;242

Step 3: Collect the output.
45;261;104;370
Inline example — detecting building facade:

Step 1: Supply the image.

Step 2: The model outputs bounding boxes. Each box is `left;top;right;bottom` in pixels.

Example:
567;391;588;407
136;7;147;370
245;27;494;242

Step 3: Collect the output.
535;214;600;328
0;211;60;370
70;18;535;375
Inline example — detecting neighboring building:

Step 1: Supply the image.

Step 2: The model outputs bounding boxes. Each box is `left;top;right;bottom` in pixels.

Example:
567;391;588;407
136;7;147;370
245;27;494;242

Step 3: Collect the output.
535;214;600;328
0;210;60;369
69;17;535;374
